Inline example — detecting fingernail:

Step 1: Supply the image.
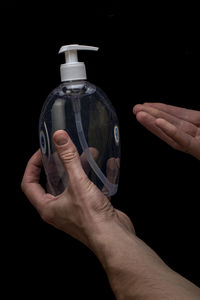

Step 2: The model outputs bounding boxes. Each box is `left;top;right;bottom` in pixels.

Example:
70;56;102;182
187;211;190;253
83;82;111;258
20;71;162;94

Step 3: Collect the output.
54;131;68;146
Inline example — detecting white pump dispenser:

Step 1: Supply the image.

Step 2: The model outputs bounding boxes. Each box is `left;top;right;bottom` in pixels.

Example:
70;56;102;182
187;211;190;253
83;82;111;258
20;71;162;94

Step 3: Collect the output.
59;44;99;82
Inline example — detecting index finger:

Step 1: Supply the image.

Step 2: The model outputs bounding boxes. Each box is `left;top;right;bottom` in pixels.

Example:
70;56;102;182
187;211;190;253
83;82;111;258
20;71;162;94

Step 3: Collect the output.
21;149;53;212
143;103;200;126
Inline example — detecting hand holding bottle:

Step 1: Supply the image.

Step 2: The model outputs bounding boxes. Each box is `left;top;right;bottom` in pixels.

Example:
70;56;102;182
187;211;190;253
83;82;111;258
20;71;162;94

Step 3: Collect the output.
133;103;200;160
21;130;134;250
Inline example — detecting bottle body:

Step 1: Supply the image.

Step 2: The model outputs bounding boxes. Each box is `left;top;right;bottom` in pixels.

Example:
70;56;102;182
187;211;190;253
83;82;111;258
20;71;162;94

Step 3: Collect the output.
39;81;120;196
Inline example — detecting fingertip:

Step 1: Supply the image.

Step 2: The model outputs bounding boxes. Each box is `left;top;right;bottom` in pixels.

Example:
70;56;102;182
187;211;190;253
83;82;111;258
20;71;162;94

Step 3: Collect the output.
133;105;137;114
34;148;42;158
53;130;69;146
90;147;99;161
133;104;143;115
136;111;148;123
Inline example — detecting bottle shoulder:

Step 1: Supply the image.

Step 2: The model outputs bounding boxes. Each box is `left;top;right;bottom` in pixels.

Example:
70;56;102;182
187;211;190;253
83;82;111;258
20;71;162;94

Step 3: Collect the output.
39;80;116;120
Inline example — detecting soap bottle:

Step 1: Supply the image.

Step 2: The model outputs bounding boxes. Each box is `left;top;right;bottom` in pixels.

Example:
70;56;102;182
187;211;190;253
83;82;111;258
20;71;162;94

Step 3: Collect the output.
39;44;120;196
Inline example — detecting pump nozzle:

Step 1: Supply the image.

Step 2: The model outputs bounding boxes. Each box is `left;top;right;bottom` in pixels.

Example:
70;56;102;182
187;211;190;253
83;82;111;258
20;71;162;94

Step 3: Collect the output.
58;44;99;82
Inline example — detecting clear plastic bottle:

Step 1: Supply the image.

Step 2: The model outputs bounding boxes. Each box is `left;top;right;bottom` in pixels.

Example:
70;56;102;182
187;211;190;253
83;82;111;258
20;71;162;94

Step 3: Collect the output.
39;45;120;196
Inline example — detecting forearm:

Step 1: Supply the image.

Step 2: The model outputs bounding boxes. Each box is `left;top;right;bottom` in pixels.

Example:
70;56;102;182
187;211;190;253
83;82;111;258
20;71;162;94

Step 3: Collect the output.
90;222;200;300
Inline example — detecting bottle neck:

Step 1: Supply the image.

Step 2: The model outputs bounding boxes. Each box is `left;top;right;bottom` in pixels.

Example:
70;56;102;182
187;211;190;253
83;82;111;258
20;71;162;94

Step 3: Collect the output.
63;80;86;89
61;80;87;95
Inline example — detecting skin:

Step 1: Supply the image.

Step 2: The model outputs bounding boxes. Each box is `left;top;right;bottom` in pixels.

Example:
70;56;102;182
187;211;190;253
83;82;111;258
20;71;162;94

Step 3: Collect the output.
21;107;200;299
21;131;133;248
133;103;200;160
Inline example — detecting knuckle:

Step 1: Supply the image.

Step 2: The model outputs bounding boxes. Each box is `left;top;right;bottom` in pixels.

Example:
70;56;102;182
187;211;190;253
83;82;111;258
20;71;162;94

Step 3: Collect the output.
59;149;78;164
70;175;93;195
93;197;115;218
151;107;159;117
80;175;92;187
171;126;178;139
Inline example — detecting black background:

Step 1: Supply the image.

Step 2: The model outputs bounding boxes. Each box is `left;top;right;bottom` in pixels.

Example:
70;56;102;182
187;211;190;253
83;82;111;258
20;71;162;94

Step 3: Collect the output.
2;1;200;298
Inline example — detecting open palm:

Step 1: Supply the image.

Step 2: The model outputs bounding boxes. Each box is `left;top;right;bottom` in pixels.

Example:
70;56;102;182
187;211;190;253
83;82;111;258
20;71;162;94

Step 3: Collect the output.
133;103;200;160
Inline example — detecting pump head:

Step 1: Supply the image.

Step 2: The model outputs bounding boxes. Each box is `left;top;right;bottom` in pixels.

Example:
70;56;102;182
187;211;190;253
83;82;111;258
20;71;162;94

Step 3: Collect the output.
59;44;99;82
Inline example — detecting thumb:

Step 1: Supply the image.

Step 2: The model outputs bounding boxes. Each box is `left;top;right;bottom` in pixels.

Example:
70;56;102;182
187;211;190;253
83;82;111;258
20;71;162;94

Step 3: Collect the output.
53;130;87;181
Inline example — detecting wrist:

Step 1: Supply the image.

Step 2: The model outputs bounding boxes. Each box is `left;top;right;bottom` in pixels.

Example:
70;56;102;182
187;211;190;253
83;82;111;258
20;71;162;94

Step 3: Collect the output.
86;214;136;263
88;221;200;300
87;220;171;299
90;222;137;267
